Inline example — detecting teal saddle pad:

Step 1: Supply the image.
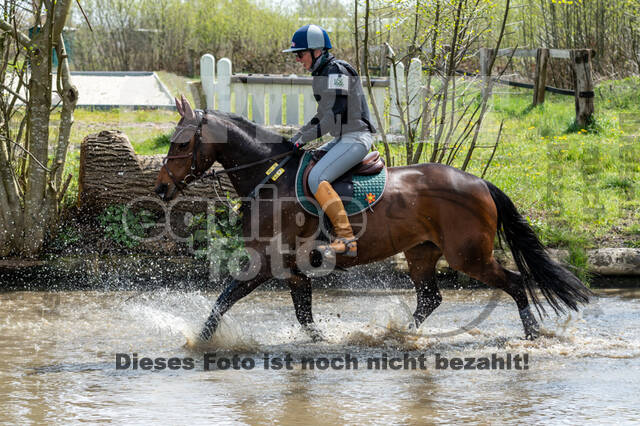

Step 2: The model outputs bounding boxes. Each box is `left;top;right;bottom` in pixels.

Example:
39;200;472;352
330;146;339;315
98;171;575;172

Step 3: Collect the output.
295;151;388;217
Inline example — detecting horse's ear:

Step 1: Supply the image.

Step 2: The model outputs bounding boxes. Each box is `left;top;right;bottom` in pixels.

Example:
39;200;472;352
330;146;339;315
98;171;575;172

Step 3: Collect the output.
175;97;184;117
181;94;195;120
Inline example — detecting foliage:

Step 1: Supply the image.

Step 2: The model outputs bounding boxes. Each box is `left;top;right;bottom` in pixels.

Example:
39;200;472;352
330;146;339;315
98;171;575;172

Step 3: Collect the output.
510;0;640;81
623;240;640;249
567;242;591;285
594;76;640;110
364;0;510;170
69;0;302;74
60;0;640;81
479;84;639;251
53;225;82;249
187;195;244;275
98;205;156;248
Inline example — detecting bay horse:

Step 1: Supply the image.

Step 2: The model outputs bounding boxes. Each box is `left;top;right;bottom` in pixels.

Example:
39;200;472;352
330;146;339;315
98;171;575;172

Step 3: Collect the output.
155;96;591;342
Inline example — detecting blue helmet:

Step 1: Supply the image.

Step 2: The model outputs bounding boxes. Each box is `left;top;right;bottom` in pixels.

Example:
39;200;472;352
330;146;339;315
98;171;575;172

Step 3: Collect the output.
282;24;332;53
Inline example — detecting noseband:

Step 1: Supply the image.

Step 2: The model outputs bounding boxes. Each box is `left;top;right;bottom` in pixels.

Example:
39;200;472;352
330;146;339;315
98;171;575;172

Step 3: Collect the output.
162;110;208;191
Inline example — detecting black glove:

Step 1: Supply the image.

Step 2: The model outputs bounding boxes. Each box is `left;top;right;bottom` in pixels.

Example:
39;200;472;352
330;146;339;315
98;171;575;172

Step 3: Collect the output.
288;133;304;157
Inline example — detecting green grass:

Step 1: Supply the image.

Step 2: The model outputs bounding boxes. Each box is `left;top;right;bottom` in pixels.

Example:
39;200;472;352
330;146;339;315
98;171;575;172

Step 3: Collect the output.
595;76;640;110
155;71;198;107
382;79;639;254
135;132;172;155
471;85;639;250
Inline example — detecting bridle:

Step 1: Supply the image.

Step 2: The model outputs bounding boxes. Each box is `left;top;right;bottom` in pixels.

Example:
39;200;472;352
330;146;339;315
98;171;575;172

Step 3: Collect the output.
162;109;294;199
162;110;208;191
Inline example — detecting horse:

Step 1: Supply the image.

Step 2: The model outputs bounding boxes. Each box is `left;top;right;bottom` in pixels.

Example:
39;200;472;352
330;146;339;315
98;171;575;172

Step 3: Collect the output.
155;96;591;343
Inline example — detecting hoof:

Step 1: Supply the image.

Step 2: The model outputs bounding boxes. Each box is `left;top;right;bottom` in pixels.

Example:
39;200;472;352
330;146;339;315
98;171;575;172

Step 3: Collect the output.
184;335;211;350
413;313;425;329
198;330;212;342
520;307;540;341
303;325;324;342
184;336;205;349
524;326;540;340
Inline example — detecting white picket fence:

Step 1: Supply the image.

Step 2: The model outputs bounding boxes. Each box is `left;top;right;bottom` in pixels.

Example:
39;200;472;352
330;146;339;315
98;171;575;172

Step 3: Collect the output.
198;54;428;133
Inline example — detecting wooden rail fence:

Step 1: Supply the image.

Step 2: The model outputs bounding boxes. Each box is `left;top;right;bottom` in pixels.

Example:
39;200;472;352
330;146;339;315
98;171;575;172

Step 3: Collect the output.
192;48;596;134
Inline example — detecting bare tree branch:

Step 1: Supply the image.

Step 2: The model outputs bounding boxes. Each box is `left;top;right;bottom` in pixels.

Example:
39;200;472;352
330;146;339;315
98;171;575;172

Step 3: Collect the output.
461;0;511;171
363;0;391;164
0;17;31;47
481;119;503;179
0;83;28;104
1;135;52;172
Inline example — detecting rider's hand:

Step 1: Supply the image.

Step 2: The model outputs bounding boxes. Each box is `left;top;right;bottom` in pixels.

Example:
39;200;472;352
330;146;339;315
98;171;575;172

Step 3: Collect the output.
288;133;304;157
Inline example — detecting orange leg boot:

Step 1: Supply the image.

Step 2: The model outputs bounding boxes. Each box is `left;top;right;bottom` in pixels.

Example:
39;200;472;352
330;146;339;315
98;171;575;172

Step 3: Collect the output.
313;181;357;257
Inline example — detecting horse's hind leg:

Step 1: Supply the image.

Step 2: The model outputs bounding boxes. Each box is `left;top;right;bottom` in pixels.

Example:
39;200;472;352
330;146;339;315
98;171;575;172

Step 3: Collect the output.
287;272;323;342
498;267;540;340
448;250;540;340
480;262;539;340
404;242;444;328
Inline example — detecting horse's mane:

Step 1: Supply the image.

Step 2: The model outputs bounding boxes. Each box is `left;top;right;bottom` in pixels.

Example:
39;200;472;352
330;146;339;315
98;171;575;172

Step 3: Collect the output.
208;110;288;145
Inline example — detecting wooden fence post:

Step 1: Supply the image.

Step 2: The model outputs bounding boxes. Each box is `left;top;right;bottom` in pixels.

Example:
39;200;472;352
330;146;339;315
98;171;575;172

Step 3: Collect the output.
407;58;423;129
533;48;549;106
285;82;299;126
479;47;494;98
389;61;405;133
571;49;595;126
200;54;215;109
217;58;232;113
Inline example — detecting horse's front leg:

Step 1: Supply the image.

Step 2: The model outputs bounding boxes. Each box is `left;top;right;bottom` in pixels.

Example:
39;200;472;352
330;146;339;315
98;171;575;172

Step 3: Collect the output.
199;274;269;341
287;272;324;342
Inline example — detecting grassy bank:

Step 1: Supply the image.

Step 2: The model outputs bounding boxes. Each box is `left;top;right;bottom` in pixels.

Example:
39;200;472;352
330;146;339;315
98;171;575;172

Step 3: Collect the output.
382;78;640;253
476;79;638;250
54;73;639;257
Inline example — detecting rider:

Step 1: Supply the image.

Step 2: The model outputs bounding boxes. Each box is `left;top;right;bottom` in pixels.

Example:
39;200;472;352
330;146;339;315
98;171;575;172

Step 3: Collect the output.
283;24;376;257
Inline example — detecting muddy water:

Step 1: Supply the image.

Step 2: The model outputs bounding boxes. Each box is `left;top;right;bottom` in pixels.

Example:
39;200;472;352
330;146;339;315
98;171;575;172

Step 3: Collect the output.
0;288;638;423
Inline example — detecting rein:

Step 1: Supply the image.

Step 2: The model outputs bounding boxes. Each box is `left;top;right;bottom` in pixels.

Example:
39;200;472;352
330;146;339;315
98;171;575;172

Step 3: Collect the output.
200;151;292;179
162;110;294;198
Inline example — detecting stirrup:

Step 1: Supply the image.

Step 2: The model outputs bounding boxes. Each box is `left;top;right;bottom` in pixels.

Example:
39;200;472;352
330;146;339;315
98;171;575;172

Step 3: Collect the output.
318;237;357;257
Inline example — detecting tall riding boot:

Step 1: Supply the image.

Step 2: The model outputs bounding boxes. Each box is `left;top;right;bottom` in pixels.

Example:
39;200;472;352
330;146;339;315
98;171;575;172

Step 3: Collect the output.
313;180;357;257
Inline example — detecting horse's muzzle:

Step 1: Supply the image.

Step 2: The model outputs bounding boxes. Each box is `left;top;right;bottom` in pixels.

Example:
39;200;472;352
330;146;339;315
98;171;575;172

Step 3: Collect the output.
155;183;170;201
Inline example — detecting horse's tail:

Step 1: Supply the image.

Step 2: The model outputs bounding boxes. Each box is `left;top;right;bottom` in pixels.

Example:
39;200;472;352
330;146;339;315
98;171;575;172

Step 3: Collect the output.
484;180;592;316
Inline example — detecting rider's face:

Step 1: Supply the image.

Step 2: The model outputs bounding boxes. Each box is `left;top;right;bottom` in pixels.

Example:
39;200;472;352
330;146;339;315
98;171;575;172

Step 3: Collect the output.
295;50;319;71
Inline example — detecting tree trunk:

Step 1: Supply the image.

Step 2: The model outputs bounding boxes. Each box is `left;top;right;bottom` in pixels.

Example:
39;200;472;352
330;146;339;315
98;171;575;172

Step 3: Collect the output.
21;21;53;256
53;33;79;190
0;0;78;256
78;131;233;213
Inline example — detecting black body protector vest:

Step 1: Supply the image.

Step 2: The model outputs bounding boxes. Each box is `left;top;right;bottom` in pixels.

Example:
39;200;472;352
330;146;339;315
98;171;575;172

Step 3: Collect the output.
297;53;376;144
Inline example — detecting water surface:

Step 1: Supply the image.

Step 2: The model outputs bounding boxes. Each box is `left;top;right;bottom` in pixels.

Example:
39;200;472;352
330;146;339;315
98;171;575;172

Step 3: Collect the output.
0;288;638;423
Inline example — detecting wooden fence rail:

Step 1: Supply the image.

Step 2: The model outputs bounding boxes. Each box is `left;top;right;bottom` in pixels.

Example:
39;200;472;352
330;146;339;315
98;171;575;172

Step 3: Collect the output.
195;48;595;134
480;47;595;124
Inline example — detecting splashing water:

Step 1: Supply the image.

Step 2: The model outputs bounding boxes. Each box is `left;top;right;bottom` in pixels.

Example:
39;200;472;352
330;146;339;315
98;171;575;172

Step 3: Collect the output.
0;287;639;423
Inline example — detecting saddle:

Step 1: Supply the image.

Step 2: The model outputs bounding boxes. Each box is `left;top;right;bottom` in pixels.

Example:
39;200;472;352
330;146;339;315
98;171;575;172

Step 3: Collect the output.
301;150;385;200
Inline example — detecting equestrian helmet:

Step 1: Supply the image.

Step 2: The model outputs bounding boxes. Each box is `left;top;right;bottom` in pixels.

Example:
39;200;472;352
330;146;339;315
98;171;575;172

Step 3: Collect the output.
282;24;332;53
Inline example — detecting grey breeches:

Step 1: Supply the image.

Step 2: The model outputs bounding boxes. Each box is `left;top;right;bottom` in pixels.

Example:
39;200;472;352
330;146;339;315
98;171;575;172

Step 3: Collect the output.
308;131;373;194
